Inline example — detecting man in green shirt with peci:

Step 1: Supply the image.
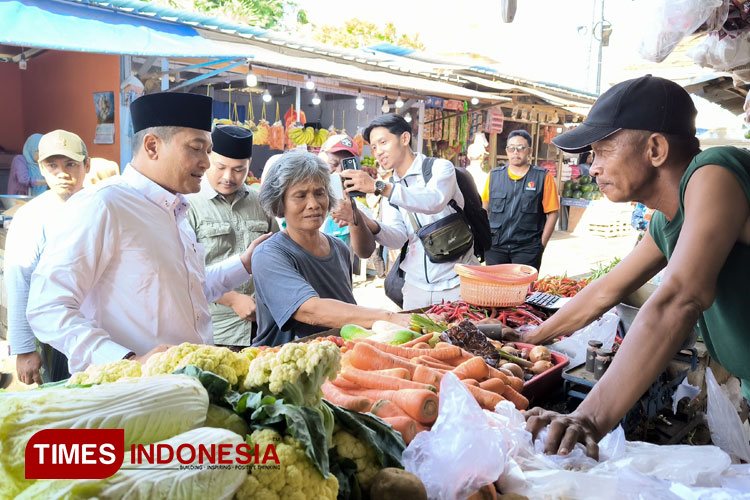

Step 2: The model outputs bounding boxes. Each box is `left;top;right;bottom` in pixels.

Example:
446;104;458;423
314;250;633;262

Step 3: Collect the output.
187;125;279;347
522;75;750;459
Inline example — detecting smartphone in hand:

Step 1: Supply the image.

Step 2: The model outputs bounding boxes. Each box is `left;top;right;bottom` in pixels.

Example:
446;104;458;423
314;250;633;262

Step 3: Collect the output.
341;157;366;198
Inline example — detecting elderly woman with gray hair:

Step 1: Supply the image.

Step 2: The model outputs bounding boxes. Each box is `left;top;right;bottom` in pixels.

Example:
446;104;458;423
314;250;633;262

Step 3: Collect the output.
251;151;409;346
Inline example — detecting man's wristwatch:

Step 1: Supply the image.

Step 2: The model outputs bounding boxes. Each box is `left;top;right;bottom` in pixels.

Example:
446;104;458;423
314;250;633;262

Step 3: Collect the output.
374;179;386;196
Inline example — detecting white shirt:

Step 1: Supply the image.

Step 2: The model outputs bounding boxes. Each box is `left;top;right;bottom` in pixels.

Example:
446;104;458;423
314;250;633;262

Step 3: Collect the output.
375;153;478;291
5;191;66;355
27;166;251;372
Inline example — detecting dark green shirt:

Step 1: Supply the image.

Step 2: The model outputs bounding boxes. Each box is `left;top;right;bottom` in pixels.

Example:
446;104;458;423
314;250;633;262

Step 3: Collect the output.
649;146;750;399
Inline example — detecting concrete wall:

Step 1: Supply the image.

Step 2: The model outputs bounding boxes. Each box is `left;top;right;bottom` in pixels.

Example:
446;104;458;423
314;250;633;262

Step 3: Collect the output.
0;50;120;162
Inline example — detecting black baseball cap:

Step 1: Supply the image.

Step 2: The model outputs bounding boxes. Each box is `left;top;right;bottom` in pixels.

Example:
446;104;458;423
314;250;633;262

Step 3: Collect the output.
552;75;697;153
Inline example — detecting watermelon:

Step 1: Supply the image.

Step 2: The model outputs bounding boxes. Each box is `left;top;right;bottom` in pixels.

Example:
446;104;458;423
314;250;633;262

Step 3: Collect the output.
563;189;573;198
579;175;592;185
573;190;583;199
583;192;595;200
581;184;594;193
564;181;574;190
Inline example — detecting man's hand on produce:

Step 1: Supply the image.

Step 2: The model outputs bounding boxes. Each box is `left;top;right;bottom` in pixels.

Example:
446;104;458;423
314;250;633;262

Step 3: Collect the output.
240;233;273;274
16;351;43;385
133;344;172;364
388;313;412;327
524;407;601;460
230;294;256;322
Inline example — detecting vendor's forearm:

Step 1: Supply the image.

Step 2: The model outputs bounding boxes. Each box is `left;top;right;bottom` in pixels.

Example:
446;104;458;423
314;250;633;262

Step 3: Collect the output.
526;277;622;343
348;209;377;258
575;286;703;436
541;211;558;247
294;297;395;329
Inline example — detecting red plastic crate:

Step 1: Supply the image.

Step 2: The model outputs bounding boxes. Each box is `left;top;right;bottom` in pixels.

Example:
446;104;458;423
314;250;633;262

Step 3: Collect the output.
514;342;570;401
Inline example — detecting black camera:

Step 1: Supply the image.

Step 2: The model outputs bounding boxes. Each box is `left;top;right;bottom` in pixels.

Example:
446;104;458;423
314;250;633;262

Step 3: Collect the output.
341;156;366;198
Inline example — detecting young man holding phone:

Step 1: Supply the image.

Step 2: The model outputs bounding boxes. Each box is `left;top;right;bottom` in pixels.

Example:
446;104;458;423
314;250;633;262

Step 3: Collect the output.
318;134;375;259
341;114;478;310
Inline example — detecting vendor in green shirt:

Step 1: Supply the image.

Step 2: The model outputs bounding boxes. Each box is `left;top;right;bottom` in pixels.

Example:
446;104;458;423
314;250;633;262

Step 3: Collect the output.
521;75;750;459
187;125;279;347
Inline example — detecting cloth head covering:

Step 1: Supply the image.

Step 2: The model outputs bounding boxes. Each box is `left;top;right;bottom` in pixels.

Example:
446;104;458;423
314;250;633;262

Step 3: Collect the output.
22;134;45;196
130;92;213;133
211;125;253;159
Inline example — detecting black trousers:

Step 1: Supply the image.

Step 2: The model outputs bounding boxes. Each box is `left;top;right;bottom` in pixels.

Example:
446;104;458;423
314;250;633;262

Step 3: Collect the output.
485;243;544;271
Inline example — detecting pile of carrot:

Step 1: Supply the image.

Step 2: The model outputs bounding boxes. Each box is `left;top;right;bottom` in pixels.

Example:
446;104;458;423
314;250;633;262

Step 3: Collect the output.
321;336;528;444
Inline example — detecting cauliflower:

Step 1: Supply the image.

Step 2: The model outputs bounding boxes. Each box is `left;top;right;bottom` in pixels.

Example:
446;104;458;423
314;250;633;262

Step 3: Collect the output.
242;341;340;407
66;359;142;385
234;429;338;500
332;429;379;490
143;343;250;386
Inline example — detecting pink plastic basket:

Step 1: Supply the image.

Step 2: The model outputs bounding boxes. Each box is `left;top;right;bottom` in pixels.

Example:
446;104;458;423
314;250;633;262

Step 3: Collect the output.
454;264;538;307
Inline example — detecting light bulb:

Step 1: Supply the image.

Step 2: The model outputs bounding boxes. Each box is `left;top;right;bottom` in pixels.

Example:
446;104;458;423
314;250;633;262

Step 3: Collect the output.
311;93;321;106
470;97;479;105
356;103;365;111
404;113;412;123
246;70;257;87
18;54;27;71
395;93;404;108
305;76;315;90
355;89;364;106
382;99;390;113
262;89;272;102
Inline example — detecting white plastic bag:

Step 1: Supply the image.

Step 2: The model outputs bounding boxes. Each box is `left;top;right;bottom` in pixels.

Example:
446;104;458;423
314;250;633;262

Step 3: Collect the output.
688;31;750;72
549;310;619;367
705;367;750;463
402;373;507;500
635;0;723;62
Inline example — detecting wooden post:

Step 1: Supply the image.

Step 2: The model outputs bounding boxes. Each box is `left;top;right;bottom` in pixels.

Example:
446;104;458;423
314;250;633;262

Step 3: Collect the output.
489;132;497;169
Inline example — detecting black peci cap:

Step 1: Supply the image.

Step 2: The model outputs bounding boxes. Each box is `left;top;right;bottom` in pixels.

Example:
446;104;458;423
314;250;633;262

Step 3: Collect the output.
211;125;253;159
552;75;697;153
131;92;213;134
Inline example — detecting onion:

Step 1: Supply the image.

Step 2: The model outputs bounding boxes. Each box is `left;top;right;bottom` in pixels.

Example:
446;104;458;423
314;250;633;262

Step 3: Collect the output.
520;348;530;360
529;346;551;363
530;360;553;375
501;345;520;357
503;363;524;379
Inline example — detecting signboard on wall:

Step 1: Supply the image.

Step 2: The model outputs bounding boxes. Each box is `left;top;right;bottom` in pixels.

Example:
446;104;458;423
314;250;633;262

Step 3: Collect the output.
484;106;504;134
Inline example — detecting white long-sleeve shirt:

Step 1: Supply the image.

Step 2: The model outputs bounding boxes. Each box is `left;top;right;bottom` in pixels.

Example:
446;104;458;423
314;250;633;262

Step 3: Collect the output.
375;153;478;291
5;191;66;355
27;166;251;372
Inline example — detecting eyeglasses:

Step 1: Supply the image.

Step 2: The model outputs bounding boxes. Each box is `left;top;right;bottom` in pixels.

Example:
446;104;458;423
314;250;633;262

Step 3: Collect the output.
506;145;530;152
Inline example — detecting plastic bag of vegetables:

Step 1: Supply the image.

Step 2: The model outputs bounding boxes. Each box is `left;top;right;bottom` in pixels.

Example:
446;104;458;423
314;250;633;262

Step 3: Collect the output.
0;374;209;499
16;427;247;500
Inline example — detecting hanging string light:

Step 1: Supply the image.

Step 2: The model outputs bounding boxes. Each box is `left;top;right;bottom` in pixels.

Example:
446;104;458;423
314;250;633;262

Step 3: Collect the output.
311;92;321;106
395;92;404;108
305;75;315;90
262;87;272;102
381;98;390;113
355;88;365;106
246;63;257;87
404;113;412;123
470;97;479;105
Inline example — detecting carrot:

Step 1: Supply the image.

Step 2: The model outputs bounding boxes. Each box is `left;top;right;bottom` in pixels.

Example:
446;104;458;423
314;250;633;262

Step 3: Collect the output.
383;416;418;444
479;378;506;395
451;357;490;381
507;376;524;393
434;342;455;349
502;385;529;411
360;339;461;360
463;379;480;387
412;364;443;387
370;399;409;418
350;342;417;376
414;421;430;434
401;332;434;348
331;377;362;391
373;368;411;380
487;365;511;385
321;380;372;412
461;382;505;410
412;342;431;349
344;388;438;424
440;346;475;367
412;356;453;371
341;366;437;392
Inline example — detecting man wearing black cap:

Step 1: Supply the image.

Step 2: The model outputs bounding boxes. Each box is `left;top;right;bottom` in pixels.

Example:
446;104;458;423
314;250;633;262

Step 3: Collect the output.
27;93;269;373
187;125;279;347
521;75;750;459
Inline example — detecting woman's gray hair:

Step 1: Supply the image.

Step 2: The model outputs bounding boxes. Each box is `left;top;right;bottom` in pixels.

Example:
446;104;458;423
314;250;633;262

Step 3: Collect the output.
260;151;338;218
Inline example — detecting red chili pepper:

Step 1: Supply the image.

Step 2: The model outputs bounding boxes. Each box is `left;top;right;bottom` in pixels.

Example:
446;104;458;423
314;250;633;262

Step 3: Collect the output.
514;308;544;325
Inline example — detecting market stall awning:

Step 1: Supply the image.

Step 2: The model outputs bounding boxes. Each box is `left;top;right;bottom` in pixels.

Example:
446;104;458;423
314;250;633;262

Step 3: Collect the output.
0;0;256;58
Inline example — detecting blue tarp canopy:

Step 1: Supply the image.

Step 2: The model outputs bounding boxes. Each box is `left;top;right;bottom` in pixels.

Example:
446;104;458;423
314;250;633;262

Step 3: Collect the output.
0;0;255;58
